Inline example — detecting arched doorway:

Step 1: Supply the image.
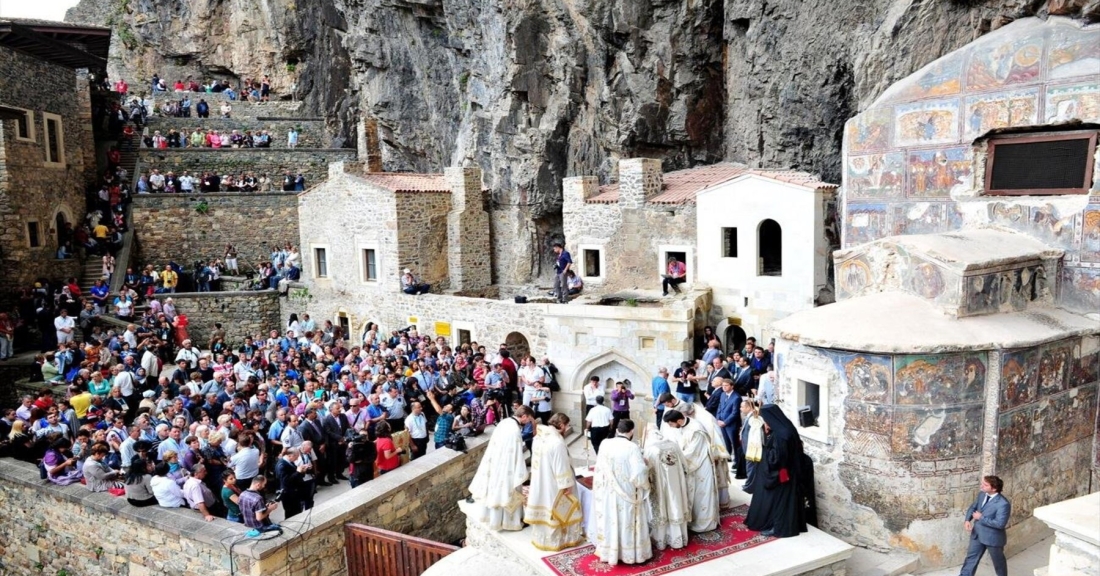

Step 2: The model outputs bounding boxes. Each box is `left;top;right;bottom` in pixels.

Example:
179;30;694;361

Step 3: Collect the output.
504;331;530;360
758;219;782;276
54;211;70;249
724;324;747;356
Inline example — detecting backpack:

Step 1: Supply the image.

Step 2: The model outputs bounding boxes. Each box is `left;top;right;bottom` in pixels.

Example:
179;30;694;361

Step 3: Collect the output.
543;365;560;392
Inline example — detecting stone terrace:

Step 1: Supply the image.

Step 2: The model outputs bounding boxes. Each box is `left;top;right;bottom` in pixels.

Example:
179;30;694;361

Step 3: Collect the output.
143;117;330;148
135;147;356;185
150;94;305;120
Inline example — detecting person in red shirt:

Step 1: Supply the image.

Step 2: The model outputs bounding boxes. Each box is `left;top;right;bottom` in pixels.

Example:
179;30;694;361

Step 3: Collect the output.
374;421;405;475
173;80;185;91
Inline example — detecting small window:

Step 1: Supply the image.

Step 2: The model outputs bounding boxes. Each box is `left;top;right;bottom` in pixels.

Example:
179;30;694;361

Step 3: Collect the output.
722;227;738;258
43;113;64;166
314;248;328;278
758;220;782;276
457;329;472;346
985;131;1096;195
797;380;821;427
583;249;602;278
362;249;377;282
26;221;41;248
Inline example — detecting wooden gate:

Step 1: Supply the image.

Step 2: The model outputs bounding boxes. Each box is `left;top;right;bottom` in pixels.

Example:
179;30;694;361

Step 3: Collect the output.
344;524;458;576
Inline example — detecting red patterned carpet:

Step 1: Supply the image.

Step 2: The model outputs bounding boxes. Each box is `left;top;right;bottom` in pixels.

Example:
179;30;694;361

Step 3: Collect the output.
541;505;774;576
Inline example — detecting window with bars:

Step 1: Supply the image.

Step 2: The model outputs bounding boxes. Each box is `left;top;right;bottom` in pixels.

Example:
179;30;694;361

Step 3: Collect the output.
985;131;1096;196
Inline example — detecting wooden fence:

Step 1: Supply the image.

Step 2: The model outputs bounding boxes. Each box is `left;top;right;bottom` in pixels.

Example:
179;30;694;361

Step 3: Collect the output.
345;524;458;576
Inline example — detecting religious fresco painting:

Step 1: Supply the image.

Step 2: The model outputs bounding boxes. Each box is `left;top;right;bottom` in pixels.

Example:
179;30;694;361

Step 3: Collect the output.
894;100;960;147
845;107;893;153
965;34;1043;91
906;259;953;302
891;405;984;460
906;147;972;198
963;88;1039;139
845;402;894;436
1039;342;1071;396
965;273;1002;315
1029;204;1078;250
1044;82;1100;123
894;353;986;406
1044;385;1098;452
845;203;891;245
847;152;905;199
894;202;960;236
839;352;893;404
842;429;892;459
836;257;873;299
1001;348;1040;411
1048;24;1100;80
1081;207;1100;262
997;404;1039;469
988;202;1029;228
1070;336;1100;388
889;57;965;102
1060;266;1100;313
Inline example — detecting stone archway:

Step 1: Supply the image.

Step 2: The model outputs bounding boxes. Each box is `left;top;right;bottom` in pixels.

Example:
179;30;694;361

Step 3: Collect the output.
571;350;650;392
504;331;530;360
715;318;747;356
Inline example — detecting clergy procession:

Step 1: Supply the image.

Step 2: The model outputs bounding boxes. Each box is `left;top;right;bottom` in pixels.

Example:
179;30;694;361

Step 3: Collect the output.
467;387;816;568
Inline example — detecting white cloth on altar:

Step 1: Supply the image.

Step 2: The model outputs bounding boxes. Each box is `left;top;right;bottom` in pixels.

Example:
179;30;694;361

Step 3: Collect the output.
468;417;529;531
676;417;720;532
593;436;653;565
524;425;584;551
643;431;691;550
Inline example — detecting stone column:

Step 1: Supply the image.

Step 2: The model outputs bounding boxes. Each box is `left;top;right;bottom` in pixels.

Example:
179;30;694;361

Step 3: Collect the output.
617;158;663;209
445;166;491;292
358;116;382;172
562;176;599;213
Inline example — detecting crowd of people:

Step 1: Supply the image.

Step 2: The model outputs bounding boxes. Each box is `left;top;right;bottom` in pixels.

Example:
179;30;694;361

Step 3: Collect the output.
0;310;574;528
470;329;812;567
115;74;274;103
135;169;306;194
139;126;304;149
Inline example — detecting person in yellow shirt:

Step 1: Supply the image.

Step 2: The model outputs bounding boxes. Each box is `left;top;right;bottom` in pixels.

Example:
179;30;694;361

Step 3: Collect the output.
93;223;109;240
162;265;178;293
69;385;93;421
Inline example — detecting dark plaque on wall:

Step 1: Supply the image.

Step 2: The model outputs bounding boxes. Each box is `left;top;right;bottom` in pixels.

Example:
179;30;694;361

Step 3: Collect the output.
986;131;1096;195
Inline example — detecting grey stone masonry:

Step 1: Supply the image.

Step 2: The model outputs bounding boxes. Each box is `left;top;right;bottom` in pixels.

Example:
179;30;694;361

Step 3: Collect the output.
618;157;663;208
143;117;330;148
445;166;491;292
135;147;356;186
162;290;282;346
131;192;299;267
562;175;599;212
161;95;303;120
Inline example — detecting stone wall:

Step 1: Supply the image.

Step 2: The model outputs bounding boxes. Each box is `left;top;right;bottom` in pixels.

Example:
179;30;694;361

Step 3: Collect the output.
157;290;282;347
144;117;329;148
773;335;1099;568
0;458;255;576
132;192;300;267
151;96;304;120
135;148;356;187
395;190;453;290
0;47;93;305
840;17;1100;314
240;430;491;576
0;422;488;576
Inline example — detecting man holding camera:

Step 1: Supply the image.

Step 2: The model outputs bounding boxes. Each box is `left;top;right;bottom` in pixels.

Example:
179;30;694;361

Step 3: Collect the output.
275;447;311;518
239;476;279;530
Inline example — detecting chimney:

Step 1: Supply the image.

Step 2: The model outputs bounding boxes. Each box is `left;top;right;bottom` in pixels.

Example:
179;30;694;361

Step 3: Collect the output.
562;176;599;212
445;166;491;292
617;158;662;208
357;116;383;172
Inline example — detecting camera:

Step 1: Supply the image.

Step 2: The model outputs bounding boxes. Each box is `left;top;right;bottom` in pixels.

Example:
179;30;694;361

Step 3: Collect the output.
272;489;284;502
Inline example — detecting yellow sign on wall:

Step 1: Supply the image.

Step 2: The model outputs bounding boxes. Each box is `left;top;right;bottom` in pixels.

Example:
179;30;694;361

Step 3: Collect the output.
434;321;452;337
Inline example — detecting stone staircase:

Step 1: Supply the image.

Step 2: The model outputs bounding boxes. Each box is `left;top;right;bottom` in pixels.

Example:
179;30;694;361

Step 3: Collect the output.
78;257;104;294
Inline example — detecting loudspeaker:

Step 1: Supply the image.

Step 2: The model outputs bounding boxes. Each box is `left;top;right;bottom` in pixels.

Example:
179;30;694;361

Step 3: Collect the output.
798;406;815;427
514;295;528;304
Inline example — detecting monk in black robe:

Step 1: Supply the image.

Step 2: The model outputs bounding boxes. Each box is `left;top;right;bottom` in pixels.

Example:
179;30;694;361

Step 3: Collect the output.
745;405;811;537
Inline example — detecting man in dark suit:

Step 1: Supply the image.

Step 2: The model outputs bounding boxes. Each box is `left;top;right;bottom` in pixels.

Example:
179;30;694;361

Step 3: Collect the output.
959;475;1010;576
320;402;350;484
299;407;328;485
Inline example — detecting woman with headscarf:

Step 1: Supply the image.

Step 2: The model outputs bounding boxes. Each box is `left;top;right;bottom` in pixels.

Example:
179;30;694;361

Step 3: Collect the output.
745;404;813;537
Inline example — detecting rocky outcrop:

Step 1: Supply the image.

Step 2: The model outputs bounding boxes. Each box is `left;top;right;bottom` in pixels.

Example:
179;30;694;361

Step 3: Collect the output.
68;0;1100;283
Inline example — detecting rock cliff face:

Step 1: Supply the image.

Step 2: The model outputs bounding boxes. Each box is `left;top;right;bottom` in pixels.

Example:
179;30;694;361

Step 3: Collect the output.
67;0;1099;283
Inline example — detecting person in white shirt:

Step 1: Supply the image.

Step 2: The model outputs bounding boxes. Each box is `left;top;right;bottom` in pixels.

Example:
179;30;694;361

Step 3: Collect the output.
151;462;186;508
582;376;602;419
584;396;614;455
179;172;195;193
182;464;219;521
230;433;262;488
518;357;544;407
54;309;75;344
404;402;429;459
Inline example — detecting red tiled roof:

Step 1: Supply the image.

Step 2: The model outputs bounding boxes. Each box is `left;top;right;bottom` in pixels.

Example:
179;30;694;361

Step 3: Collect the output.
359;173;451;193
585;164;835;205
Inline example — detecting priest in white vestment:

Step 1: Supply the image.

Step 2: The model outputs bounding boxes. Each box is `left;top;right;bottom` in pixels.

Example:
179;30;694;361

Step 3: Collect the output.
593;420;653;565
524;413;585;551
692;400;732;509
468;406;534;531
663;409;719;532
643;427;691;550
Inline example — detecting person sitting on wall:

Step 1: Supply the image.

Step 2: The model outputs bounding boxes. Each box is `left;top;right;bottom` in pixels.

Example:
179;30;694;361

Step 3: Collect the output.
401;269;431;295
566;270;584;296
662;256;687;296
